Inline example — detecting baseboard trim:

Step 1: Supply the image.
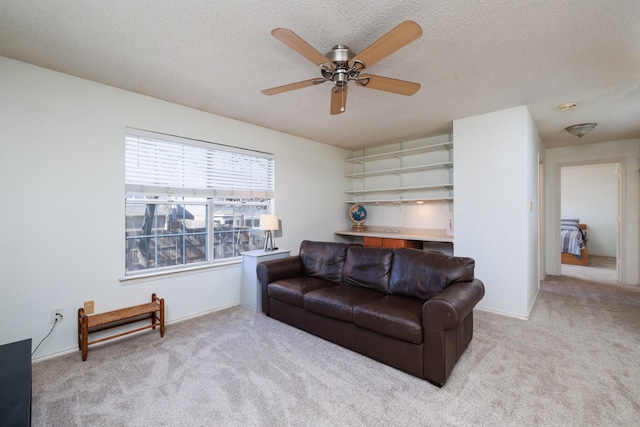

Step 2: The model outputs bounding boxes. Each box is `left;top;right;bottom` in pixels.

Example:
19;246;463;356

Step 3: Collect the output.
474;306;529;321
527;287;541;318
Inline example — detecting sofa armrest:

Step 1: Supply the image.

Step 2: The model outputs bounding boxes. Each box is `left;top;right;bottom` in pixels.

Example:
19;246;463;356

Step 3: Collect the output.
257;255;305;284
422;278;485;332
257;256;305;315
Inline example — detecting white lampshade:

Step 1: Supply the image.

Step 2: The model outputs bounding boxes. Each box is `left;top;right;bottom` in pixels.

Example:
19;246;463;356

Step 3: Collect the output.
259;214;279;231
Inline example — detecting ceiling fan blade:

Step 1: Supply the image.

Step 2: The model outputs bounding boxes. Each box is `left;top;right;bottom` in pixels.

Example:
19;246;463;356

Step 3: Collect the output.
262;78;326;96
330;85;348;115
271;28;331;66
350;21;422;69
355;74;420;96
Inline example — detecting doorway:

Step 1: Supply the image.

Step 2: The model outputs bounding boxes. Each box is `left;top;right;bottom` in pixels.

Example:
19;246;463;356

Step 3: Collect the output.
559;162;622;285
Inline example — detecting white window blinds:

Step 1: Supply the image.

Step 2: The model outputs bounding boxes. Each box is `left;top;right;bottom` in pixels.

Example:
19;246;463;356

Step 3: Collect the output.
125;130;275;199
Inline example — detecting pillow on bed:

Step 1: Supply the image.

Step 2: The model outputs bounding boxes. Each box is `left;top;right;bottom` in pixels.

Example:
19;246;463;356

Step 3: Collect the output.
561;218;581;231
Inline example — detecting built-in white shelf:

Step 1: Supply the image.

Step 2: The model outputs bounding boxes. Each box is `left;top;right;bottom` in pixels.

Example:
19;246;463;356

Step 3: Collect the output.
345;197;453;205
345;184;453;195
345;162;453;178
345;142;453;163
344;138;454;205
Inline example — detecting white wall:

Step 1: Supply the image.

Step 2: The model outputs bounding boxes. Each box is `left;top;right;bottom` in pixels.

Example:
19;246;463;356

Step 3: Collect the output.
0;57;348;358
561;164;618;257
453;106;542;318
544;139;640;285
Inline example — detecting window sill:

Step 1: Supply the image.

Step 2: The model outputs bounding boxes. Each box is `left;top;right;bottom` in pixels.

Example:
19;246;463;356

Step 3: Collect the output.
119;260;241;285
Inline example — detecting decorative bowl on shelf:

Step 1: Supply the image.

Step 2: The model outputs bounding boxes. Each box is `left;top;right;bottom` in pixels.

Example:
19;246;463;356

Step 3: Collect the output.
349;204;367;231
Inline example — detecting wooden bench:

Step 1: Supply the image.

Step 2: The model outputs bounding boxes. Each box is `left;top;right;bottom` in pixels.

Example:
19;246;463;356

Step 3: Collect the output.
78;293;164;361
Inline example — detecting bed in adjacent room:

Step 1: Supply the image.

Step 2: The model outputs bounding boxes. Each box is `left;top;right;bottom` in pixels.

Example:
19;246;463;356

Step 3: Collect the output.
561;218;588;266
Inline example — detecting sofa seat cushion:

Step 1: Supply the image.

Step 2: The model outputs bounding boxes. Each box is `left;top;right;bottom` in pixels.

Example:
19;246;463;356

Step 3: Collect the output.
268;277;338;308
353;295;424;344
304;285;385;322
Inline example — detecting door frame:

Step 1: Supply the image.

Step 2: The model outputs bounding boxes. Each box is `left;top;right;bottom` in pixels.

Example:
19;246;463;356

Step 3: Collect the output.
555;159;624;284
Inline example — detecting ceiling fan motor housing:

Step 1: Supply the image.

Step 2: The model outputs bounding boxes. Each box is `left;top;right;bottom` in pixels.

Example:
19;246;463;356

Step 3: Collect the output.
327;44;356;66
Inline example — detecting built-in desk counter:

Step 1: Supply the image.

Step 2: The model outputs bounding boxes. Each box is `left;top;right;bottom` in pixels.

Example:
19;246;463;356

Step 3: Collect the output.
335;227;454;254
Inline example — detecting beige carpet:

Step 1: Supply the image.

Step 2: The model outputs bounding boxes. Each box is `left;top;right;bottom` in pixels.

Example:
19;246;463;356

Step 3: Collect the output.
32;286;640;426
546;255;640;308
561;255;618;286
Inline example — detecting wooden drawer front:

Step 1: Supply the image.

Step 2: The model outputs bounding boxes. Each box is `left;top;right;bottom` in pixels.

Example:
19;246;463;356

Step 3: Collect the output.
363;237;423;249
363;237;383;247
382;238;406;249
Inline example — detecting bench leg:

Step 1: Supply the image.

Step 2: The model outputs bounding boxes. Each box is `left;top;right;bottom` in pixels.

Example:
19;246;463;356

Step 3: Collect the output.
80;313;88;361
77;308;83;351
159;298;165;337
151;293;157;330
150;294;165;337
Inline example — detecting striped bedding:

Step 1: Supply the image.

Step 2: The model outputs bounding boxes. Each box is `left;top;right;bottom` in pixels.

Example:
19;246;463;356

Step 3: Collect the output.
560;218;587;257
561;229;586;256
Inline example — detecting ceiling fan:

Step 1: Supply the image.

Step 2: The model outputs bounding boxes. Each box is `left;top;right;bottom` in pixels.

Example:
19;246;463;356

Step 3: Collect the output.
262;21;423;115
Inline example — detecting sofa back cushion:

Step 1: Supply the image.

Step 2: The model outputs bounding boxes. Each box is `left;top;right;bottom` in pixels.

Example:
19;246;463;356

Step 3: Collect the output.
343;246;394;293
299;240;350;283
389;248;475;300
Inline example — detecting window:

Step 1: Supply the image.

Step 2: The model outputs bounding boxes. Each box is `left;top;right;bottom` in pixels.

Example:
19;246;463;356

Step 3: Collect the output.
125;129;274;275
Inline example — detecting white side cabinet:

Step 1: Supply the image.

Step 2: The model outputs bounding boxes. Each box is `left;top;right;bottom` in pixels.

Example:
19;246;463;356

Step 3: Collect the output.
241;249;290;313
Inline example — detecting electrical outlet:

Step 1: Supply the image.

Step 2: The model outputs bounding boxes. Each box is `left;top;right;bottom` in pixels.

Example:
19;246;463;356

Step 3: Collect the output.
84;300;94;314
50;308;63;324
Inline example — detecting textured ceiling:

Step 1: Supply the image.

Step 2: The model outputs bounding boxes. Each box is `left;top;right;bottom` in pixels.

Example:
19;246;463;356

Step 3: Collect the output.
1;0;639;150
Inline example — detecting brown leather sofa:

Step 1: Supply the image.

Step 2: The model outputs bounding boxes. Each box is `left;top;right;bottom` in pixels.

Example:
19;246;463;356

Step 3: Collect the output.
257;240;485;387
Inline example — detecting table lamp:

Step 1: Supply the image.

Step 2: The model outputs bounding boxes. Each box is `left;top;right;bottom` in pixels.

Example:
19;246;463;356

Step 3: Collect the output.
260;214;279;251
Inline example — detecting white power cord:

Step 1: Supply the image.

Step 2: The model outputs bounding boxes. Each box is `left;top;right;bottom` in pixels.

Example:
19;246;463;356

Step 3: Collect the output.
31;313;62;357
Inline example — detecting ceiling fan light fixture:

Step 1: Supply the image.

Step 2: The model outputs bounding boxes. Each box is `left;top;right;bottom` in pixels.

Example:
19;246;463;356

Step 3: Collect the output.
565;123;597;138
